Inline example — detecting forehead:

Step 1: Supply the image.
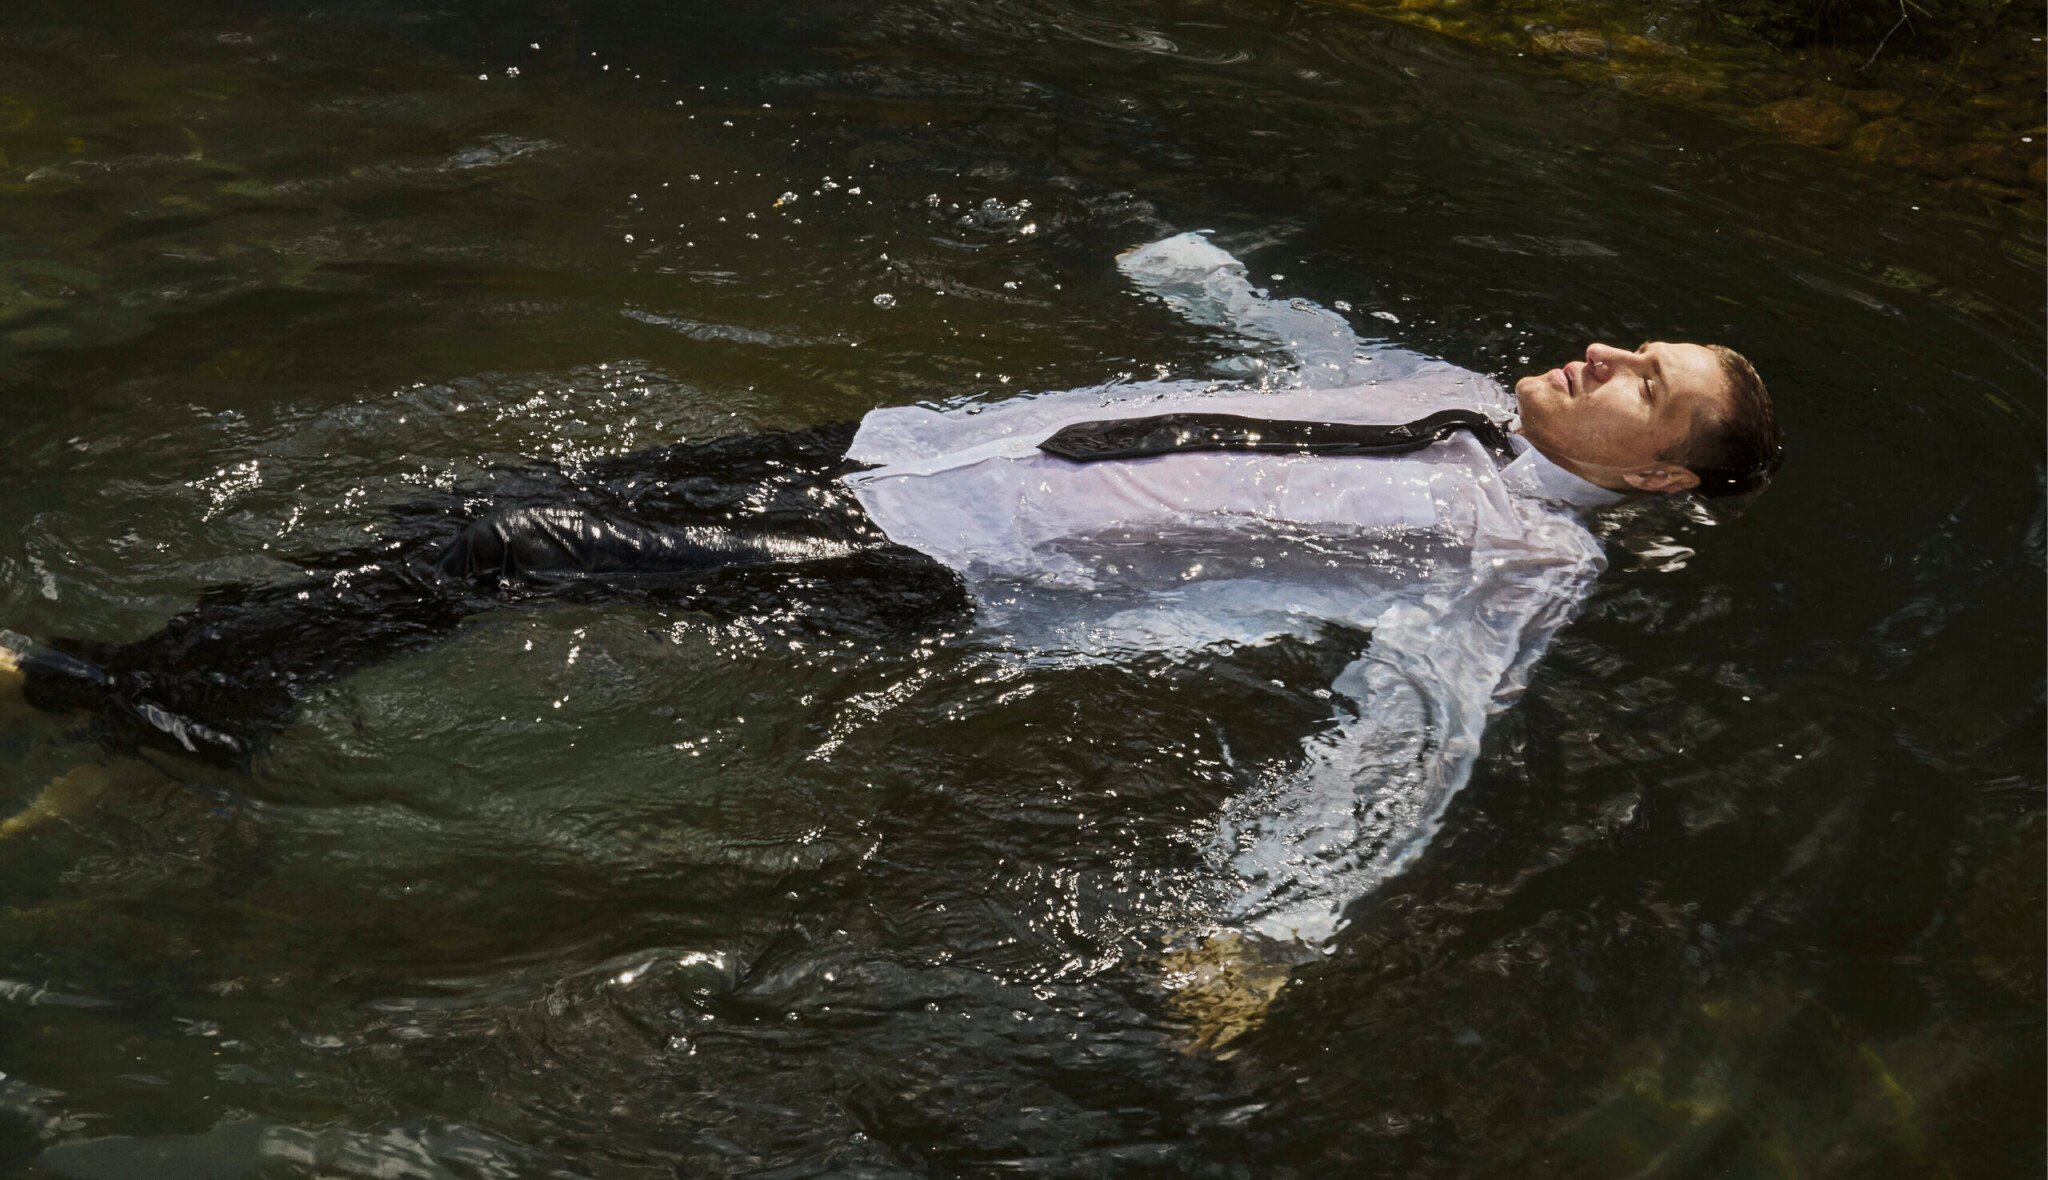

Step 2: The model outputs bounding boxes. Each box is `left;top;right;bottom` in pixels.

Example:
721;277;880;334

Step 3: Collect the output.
1645;342;1730;405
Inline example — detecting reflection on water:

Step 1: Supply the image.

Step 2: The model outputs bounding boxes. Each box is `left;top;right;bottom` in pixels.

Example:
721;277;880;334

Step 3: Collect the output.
0;0;2040;1175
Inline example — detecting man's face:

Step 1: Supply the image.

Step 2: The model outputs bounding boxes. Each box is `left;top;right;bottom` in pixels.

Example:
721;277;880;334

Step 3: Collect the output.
1514;341;1732;493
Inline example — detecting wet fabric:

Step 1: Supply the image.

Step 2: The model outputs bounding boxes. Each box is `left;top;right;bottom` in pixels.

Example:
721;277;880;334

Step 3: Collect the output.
845;233;1623;943
26;232;1623;950
23;422;967;767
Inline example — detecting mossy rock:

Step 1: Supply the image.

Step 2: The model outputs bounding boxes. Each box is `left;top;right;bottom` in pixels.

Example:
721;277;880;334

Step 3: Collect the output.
1315;0;2042;212
1619;70;1715;102
1754;96;1859;146
1845;89;1907;115
1158;929;1311;1052
1613;34;1681;59
1530;28;1609;58
1732;69;1807;102
1845;115;1946;164
1938;138;2033;185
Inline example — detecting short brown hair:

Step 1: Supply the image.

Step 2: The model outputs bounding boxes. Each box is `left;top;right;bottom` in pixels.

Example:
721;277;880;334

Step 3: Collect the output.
1672;346;1782;498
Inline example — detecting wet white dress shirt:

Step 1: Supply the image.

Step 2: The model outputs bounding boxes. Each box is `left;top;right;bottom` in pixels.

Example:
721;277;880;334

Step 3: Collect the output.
843;233;1623;943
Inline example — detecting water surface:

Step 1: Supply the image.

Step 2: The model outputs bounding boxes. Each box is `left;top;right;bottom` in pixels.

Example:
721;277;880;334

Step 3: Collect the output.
1;1;2041;1175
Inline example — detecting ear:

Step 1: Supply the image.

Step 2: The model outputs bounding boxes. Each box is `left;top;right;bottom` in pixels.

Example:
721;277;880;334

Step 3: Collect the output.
1622;465;1701;495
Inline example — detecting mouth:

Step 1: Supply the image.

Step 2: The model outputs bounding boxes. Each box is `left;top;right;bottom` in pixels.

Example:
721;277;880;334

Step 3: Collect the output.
1548;366;1574;396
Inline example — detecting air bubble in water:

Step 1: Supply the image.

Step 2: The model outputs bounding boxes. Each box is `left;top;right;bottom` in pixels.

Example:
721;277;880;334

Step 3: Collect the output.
872;293;897;309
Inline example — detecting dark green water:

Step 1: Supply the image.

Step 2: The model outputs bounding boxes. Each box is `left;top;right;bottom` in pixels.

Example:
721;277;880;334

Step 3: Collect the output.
1;2;2040;1176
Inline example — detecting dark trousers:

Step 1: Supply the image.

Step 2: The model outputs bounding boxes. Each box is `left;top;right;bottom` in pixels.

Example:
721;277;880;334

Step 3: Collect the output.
21;422;967;767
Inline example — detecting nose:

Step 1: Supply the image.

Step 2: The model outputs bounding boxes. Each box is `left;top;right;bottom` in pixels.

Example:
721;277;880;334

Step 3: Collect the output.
1584;341;1633;363
1583;341;1639;380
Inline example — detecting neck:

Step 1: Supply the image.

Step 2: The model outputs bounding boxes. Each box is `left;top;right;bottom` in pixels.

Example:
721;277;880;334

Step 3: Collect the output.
1514;434;1635;494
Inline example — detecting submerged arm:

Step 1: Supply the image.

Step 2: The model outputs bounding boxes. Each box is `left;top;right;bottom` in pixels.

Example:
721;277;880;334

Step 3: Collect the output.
1118;232;1419;388
1209;523;1605;944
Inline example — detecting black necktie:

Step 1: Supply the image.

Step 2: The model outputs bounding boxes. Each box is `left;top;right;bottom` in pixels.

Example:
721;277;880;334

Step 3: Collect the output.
1036;407;1517;464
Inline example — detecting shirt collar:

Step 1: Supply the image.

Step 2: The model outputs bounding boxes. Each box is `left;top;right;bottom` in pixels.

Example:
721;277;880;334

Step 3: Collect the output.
1497;425;1629;509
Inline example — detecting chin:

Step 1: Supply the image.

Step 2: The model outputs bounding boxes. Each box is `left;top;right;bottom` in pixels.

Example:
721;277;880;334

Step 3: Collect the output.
1513;375;1554;416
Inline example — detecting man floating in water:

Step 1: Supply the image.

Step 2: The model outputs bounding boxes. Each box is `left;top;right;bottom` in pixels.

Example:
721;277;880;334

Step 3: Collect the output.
0;233;1779;1035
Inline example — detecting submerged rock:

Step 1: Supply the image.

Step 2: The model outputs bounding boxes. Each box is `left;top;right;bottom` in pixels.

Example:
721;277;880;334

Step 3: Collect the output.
1323;0;2043;208
1613;33;1680;59
1158;929;1311;1052
1939;138;2033;186
1845;116;1946;166
1755;96;1859;147
1529;28;1609;59
1845;88;1907;115
1618;70;1714;102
